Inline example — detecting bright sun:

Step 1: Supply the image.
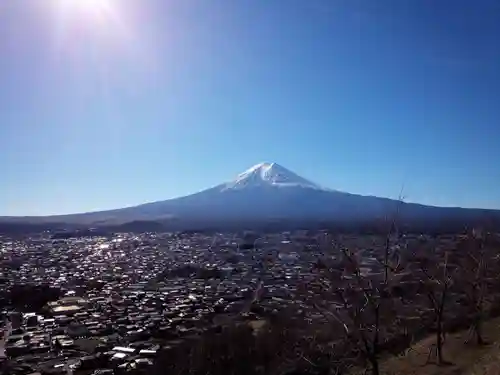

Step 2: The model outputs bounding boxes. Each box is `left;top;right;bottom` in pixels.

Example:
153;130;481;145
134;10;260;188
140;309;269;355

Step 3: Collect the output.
59;0;114;18
50;0;124;40
48;0;148;69
49;0;130;57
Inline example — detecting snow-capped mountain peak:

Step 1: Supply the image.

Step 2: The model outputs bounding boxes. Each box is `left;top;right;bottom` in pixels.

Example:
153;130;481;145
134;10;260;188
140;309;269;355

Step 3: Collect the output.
221;162;327;191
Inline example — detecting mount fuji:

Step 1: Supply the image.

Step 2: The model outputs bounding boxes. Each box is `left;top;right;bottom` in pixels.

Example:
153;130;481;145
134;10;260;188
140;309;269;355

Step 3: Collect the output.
2;162;499;231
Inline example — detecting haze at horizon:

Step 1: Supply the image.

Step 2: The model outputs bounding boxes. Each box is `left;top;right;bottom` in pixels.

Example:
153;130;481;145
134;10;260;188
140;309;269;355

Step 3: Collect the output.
1;0;499;216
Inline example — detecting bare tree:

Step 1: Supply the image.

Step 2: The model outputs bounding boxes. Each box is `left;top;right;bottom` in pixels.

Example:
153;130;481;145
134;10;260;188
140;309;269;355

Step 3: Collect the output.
313;220;406;375
414;250;455;365
458;229;492;345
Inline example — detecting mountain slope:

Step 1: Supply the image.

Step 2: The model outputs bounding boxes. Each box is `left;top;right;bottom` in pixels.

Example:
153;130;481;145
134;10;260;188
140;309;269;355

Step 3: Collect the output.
1;162;499;229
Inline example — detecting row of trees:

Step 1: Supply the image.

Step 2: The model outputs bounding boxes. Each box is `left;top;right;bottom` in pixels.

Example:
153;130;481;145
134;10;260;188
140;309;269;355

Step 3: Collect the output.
311;228;500;375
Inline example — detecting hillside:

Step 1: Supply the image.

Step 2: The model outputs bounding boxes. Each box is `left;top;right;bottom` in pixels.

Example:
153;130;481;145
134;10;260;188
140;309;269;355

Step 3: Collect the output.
372;315;500;375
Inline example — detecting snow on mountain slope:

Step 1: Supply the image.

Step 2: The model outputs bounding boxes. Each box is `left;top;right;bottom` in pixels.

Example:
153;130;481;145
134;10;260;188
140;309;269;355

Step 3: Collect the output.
221;162;328;191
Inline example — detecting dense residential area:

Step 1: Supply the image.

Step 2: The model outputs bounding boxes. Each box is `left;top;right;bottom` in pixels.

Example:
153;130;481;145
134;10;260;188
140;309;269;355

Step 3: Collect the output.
2;230;500;375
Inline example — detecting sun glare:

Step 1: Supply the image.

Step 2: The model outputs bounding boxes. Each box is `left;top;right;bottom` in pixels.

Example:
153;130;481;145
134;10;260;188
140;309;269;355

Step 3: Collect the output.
47;0;157;84
58;0;115;21
50;0;129;49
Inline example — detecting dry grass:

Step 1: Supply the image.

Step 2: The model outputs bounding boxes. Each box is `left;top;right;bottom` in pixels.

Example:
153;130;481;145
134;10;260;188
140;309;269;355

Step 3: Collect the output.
372;316;500;375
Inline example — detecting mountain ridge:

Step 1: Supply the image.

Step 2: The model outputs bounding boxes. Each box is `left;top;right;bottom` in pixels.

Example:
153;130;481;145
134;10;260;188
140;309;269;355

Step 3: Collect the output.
1;162;500;231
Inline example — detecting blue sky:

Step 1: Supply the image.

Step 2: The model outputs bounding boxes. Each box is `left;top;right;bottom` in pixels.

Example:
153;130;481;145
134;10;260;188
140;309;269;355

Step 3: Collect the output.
1;0;499;215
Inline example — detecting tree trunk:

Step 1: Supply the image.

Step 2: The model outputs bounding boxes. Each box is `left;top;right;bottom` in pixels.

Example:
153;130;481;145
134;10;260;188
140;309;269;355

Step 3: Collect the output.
474;316;484;345
369;357;379;375
436;315;444;364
